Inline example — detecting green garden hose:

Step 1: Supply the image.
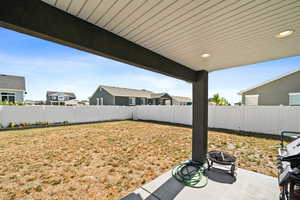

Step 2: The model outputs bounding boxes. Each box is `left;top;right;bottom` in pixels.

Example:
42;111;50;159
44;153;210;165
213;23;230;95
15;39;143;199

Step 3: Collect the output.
172;160;208;188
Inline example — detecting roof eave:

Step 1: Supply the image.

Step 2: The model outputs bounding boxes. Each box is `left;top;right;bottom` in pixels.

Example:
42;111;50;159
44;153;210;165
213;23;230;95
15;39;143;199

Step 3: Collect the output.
238;68;300;95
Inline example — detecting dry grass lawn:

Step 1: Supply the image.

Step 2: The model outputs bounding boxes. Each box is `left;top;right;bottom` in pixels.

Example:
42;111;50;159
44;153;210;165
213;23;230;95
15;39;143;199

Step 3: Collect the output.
0;121;279;200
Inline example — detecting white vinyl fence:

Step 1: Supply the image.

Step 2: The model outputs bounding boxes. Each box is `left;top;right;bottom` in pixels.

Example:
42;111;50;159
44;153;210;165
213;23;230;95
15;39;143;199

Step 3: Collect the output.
1;105;300;135
134;106;300;135
0;105;134;127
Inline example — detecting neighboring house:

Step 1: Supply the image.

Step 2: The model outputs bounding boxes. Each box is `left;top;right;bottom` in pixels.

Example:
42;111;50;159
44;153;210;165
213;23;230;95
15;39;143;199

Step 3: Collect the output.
208;102;216;106
46;91;76;105
0;74;26;103
239;68;300;106
78;100;89;106
172;96;192;105
65;99;79;106
89;85;173;106
65;99;90;106
25;100;45;105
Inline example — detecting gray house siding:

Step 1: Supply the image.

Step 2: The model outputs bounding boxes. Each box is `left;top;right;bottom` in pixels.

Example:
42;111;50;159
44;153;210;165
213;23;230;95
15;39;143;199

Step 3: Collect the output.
135;97;145;105
241;71;300;106
93;96;148;106
90;86;174;106
114;97;146;106
0;74;26;103
89;88;114;105
115;96;129;105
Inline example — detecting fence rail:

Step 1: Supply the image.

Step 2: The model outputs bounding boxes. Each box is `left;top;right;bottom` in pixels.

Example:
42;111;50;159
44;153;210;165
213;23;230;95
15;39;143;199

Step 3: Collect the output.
134;105;300;135
0;105;299;135
0;105;134;128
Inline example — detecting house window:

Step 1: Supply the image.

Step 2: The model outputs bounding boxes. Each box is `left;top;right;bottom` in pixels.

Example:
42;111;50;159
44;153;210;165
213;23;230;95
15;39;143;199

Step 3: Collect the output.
51;96;58;101
129;97;136;105
141;98;146;105
289;93;300;106
245;95;259;106
96;98;103;105
1;92;15;103
58;95;64;101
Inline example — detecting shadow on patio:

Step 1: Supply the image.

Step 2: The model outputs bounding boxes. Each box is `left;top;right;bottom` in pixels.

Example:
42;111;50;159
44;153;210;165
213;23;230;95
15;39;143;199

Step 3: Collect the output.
122;167;278;200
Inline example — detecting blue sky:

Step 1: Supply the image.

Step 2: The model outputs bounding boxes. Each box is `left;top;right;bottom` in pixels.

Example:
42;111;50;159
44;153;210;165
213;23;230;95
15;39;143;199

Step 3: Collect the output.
0;27;299;103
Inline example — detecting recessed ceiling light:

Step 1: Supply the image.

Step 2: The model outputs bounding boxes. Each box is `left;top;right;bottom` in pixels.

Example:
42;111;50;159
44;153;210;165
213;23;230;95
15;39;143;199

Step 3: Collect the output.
201;53;210;58
275;30;294;38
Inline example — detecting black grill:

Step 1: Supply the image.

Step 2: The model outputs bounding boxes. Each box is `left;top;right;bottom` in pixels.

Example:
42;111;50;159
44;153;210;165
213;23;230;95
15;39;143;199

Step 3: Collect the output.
278;131;300;200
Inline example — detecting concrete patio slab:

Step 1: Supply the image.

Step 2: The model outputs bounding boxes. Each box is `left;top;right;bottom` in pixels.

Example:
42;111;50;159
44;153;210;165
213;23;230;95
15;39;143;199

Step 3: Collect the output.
121;188;156;200
123;167;279;200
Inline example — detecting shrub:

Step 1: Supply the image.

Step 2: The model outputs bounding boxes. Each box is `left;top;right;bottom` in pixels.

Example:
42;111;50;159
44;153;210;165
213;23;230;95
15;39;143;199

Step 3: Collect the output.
35;122;44;126
8;122;17;128
19;123;26;127
15;102;25;106
0;101;25;106
32;122;49;127
0;101;10;106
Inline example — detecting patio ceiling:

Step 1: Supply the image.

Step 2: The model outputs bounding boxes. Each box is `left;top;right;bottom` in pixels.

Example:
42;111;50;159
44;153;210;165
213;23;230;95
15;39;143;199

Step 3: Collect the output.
41;0;300;72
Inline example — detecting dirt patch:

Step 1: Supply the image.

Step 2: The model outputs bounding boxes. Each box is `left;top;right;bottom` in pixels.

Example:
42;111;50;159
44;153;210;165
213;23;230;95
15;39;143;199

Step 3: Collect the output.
0;121;279;200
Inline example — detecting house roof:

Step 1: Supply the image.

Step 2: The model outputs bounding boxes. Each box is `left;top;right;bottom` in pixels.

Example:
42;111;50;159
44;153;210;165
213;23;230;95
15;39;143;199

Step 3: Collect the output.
0;74;26;91
99;85;153;98
238;68;300;95
172;96;192;102
96;85;190;101
46;91;76;97
150;93;169;99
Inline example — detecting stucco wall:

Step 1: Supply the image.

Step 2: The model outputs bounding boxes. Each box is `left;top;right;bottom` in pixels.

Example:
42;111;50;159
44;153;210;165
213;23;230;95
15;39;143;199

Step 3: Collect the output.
242;71;300;105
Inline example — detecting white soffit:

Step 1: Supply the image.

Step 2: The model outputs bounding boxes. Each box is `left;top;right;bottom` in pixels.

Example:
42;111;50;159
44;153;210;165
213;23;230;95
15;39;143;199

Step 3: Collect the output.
42;0;300;72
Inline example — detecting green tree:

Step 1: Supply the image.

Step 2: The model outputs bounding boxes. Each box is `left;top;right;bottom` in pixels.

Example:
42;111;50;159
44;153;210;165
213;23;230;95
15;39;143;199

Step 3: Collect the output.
209;93;230;106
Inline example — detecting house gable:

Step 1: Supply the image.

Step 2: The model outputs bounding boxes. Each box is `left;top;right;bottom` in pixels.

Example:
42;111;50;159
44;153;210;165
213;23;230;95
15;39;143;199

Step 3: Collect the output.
241;70;300;105
89;87;114;105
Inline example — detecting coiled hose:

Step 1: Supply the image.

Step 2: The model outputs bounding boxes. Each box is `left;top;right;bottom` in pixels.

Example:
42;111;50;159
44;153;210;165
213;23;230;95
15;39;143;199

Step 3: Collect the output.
172;160;208;188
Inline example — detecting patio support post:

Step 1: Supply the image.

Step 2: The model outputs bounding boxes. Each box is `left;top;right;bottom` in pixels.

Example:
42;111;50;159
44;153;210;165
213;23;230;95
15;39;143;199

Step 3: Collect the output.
192;70;208;163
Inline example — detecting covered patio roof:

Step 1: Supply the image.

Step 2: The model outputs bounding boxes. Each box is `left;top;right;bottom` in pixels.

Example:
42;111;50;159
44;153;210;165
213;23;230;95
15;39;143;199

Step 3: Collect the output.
28;0;300;72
